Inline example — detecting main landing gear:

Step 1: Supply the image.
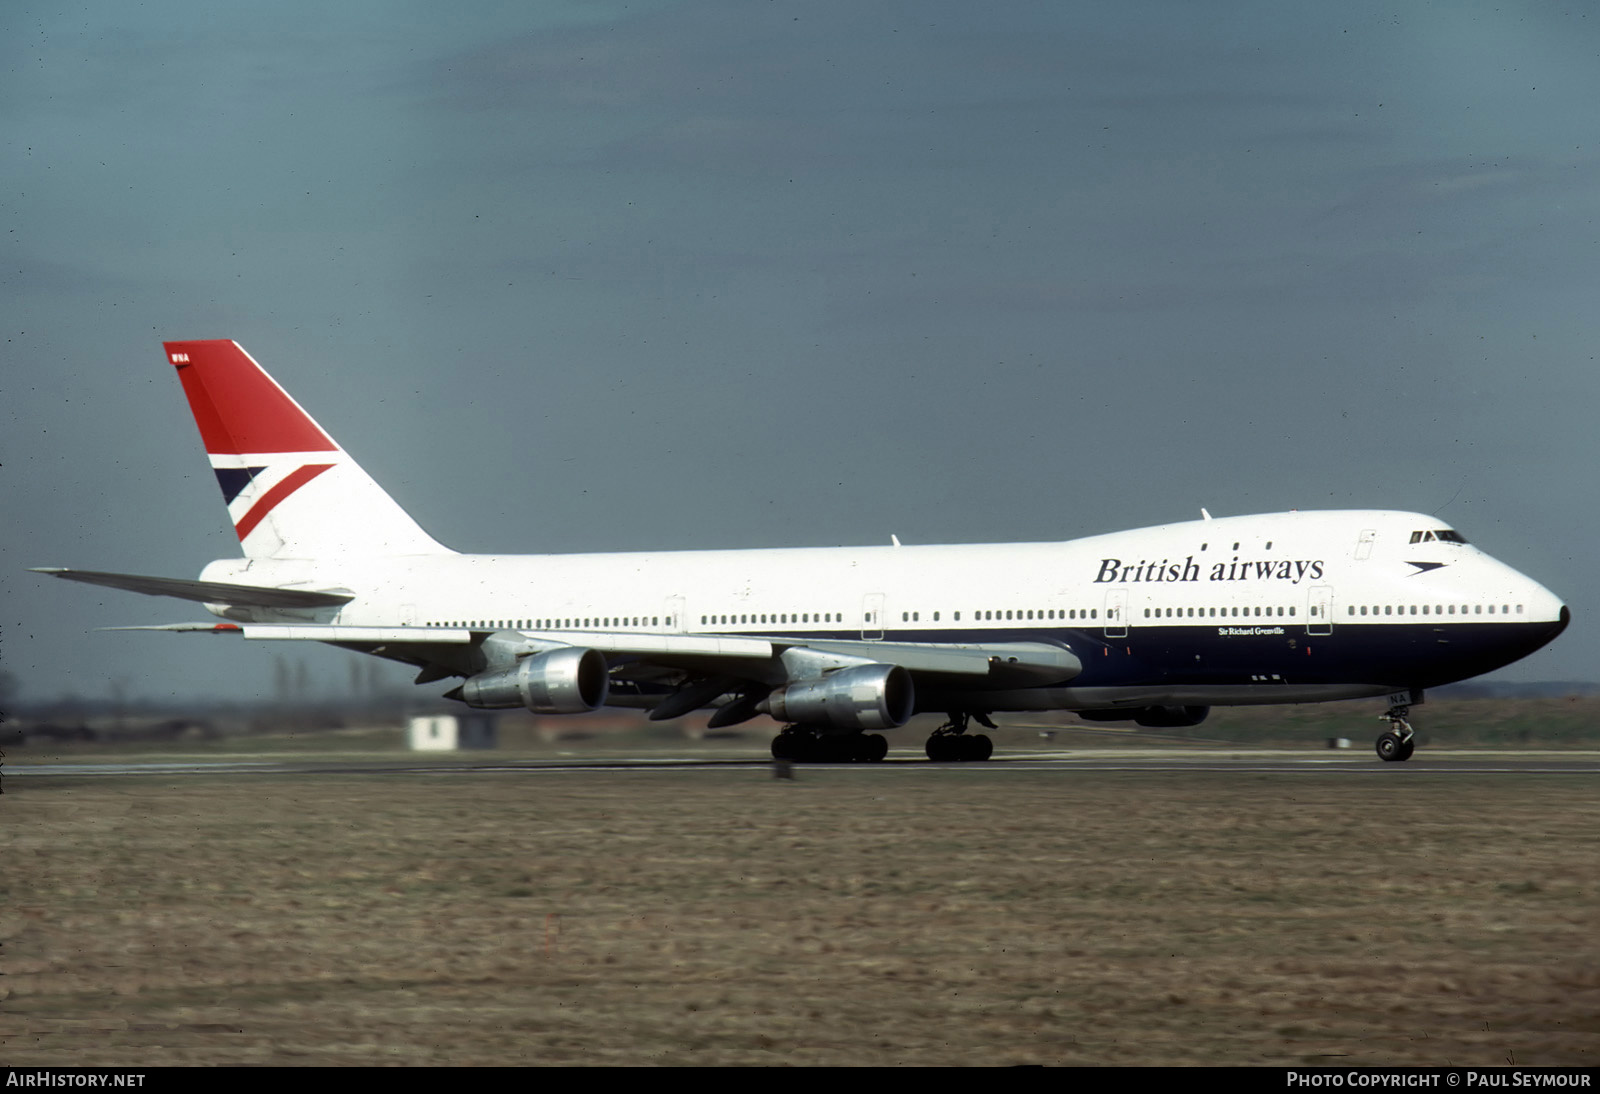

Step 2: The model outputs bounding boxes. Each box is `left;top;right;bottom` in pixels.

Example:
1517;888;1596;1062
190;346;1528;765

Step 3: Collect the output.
925;711;995;762
1375;704;1416;762
770;726;888;763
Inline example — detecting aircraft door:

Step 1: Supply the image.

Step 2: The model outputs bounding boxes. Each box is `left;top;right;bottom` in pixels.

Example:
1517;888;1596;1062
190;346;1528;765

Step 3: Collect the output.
1307;585;1333;636
665;595;686;633
862;593;885;641
1103;589;1127;638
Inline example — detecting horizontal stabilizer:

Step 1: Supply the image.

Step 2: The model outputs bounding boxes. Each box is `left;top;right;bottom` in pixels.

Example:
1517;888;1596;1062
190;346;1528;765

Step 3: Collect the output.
31;568;354;609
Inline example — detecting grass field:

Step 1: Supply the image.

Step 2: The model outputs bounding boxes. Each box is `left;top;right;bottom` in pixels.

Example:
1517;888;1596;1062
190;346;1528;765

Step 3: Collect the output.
3;765;1598;1066
16;693;1600;756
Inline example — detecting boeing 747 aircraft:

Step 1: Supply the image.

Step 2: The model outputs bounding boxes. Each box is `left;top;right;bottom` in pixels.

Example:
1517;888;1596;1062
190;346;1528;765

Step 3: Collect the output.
36;340;1569;762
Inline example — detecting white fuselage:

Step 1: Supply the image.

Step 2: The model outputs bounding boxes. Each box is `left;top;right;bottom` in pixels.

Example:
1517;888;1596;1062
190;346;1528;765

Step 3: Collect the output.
199;509;1566;711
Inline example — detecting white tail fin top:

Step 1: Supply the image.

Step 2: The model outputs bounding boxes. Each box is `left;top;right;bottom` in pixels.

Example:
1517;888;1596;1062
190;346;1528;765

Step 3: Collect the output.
164;340;454;559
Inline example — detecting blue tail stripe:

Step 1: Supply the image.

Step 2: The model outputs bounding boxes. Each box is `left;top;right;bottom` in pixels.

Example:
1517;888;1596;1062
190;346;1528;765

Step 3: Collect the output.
214;466;266;504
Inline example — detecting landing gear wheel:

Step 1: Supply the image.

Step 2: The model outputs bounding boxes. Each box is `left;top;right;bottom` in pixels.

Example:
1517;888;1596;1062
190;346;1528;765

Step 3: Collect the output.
772;728;816;762
924;715;994;762
1375;703;1417;762
928;726;985;761
774;727;887;763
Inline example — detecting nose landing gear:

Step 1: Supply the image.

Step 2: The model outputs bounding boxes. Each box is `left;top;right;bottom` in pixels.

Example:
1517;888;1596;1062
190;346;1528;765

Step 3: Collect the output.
1375;704;1416;762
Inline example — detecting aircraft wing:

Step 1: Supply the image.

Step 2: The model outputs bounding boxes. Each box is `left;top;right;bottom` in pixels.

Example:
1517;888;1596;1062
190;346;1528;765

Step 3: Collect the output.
32;568;354;609
108;623;773;656
111;622;1081;688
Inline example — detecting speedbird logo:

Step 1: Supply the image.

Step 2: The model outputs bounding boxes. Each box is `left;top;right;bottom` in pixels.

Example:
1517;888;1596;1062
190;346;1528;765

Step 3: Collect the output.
1094;555;1326;585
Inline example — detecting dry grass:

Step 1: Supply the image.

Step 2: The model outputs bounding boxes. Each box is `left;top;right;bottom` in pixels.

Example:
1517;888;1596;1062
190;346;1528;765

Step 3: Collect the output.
2;768;1598;1066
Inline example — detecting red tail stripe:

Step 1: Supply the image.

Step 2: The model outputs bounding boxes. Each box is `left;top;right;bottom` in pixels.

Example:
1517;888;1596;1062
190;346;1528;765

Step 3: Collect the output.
234;464;334;542
164;340;336;455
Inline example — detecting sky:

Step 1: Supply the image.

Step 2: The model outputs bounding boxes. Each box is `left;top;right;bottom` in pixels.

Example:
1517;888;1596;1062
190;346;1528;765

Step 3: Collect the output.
4;1;1598;707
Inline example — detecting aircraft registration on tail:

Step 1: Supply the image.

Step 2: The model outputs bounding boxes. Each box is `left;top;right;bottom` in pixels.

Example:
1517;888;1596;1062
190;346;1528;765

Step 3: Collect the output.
35;340;1569;762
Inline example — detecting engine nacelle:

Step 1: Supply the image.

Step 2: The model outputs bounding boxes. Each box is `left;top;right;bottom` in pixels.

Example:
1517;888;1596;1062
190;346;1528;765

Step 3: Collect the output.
760;663;914;730
1079;705;1210;728
459;647;610;714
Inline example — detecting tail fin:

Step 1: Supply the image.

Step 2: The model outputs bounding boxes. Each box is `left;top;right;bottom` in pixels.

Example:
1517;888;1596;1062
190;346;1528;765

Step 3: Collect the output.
163;340;454;559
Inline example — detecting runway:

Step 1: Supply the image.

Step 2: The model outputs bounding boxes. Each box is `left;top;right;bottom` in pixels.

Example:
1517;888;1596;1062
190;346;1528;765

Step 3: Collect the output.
9;749;1600;779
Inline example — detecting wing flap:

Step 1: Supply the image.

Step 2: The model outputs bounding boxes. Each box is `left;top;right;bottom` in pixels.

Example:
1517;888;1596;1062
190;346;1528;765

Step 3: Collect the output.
777;638;1082;683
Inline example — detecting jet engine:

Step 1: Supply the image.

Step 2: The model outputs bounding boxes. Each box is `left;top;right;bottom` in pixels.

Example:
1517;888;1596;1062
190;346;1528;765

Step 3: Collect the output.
456;647;610;714
759;663;914;730
1079;705;1210;728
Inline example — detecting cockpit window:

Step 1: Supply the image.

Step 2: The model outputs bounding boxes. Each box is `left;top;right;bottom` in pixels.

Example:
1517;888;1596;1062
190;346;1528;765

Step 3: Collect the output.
1410;529;1469;545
